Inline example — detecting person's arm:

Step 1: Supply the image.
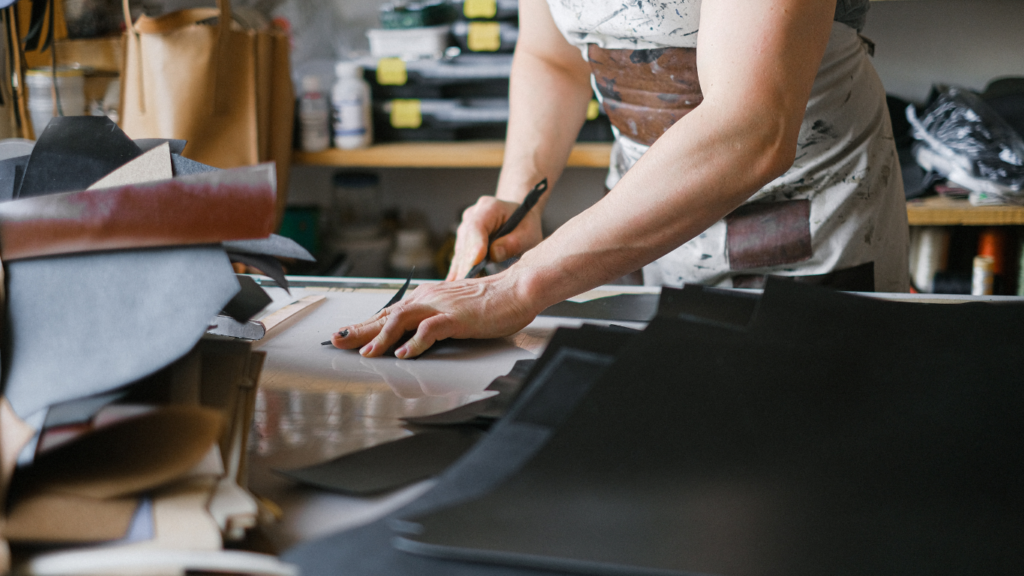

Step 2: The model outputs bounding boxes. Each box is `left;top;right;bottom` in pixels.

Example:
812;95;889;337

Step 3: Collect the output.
446;0;593;280
333;0;836;358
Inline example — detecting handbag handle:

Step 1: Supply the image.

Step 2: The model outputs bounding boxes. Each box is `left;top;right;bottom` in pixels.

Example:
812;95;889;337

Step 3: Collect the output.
122;0;235;115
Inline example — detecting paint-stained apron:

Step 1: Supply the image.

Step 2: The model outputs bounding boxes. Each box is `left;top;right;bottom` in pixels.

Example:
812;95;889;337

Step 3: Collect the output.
546;0;909;291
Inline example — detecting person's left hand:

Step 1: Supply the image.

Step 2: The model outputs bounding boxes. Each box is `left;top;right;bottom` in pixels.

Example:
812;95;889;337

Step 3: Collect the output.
328;272;539;359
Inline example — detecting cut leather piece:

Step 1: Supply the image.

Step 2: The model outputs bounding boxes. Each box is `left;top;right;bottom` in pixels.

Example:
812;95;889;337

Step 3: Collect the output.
86;142;173;191
0;163;277;262
732;260;876;292
276;428;487;496
3;246;240;419
16;116;142;199
229;252;291;292
657;284;759;329
726;199;813;270
41;392;128;430
223;234;316;262
221;275;273;323
588;46;703;146
539;293;659;322
0;155;29;201
171;153;219;177
11;405;223;500
3;491;139;544
396;287;1024;576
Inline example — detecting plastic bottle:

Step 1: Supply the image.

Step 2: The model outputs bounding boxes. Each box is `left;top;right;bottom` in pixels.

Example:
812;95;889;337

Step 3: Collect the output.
332;62;373;149
298;75;331;152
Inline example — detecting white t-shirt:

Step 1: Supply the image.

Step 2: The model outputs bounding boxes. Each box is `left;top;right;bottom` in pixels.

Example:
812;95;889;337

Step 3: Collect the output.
546;0;910;291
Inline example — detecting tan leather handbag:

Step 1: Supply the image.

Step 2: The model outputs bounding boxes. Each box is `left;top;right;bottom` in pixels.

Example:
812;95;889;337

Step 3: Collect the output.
119;0;293;225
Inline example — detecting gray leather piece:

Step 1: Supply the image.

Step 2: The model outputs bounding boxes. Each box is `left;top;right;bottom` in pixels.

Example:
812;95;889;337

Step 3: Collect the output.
397;282;1024;576
3;246;240;419
170;153;219;177
283;341;625;576
223;234;316;262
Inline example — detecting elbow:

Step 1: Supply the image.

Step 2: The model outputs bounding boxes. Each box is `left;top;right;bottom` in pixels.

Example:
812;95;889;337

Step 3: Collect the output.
745;116;800;188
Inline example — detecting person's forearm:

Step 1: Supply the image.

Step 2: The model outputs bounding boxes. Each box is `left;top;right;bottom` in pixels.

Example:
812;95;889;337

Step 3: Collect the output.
495;8;592;207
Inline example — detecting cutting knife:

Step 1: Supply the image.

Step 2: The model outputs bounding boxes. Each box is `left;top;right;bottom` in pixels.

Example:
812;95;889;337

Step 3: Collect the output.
465;178;548;279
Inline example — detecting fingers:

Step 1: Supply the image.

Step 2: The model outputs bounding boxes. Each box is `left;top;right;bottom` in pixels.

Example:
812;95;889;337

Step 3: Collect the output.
447;197;514;281
395;314;456;359
330;311;390;350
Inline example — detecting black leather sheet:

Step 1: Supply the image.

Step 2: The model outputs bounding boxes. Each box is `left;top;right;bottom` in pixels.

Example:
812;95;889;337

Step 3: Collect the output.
276;428;487;495
395;281;1024;576
282;327;637;576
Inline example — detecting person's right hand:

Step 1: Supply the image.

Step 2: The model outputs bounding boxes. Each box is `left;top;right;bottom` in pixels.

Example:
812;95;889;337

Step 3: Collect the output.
446;195;544;281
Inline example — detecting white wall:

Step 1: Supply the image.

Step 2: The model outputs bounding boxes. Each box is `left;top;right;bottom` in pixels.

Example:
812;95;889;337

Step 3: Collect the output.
863;0;1024;103
289;0;1024;252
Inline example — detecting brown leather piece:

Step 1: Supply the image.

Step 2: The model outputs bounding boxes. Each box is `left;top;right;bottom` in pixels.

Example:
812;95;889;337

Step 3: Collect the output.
726;199;813;270
588;45;703;146
0;164;276;261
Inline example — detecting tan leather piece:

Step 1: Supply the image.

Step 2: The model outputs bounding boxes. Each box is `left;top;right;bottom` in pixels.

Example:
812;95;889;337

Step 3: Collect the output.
587;45;704;146
13;405;223;500
0;164;276;262
3;492;138;544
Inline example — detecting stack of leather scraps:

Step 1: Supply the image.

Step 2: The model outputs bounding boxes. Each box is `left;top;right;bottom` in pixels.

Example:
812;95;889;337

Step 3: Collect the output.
0;116;306;576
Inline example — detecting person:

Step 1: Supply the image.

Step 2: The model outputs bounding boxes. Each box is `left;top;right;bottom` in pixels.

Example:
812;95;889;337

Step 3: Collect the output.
330;0;909;358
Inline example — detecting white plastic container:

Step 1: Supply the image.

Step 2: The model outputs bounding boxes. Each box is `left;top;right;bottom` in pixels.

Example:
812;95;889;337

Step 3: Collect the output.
298;75;330;152
390;228;436;278
331;62;372;150
25;67;85;137
366;25;451;60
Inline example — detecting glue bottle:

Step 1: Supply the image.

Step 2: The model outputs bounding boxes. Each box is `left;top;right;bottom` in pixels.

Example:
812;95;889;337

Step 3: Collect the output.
298;75;330;152
331;62;373;150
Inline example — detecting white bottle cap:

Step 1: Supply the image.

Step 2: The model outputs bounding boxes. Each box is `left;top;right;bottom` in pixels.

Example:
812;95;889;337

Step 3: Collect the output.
335;61;364;78
301;75;321;93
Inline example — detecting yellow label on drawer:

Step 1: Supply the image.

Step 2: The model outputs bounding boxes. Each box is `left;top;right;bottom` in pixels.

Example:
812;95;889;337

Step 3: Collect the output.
586;99;600;121
390;99;422;129
464;0;497;19
467;21;501;52
377;58;407;86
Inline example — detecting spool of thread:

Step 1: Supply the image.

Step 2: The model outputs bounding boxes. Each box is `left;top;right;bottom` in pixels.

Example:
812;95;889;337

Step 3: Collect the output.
972;255;995;296
910;226;950;293
977;227;1007;275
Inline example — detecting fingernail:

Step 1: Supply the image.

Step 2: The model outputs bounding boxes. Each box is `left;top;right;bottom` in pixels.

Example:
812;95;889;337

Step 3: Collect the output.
395;345;408;358
360;343;374;356
337;329;350;338
493;247;507;262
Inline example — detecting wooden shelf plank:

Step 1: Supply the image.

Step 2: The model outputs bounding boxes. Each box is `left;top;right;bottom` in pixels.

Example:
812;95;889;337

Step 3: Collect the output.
293;141;612;169
906;196;1024;226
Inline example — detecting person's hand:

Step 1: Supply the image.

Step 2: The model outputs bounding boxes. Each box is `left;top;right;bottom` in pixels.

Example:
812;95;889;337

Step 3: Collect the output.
328;272;538;359
446;196;543;281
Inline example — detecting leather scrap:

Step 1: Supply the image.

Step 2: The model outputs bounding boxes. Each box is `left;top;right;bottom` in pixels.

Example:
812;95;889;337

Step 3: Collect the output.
0;163;277;262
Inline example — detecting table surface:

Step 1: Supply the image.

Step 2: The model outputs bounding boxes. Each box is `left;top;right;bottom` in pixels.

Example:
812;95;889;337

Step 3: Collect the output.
243;278;1021;553
245;279;654;551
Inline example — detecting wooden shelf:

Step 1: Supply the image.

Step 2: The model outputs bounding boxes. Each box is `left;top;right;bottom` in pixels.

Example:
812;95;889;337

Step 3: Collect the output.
293;141;612;169
296;144;1023;227
906;196;1024;226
